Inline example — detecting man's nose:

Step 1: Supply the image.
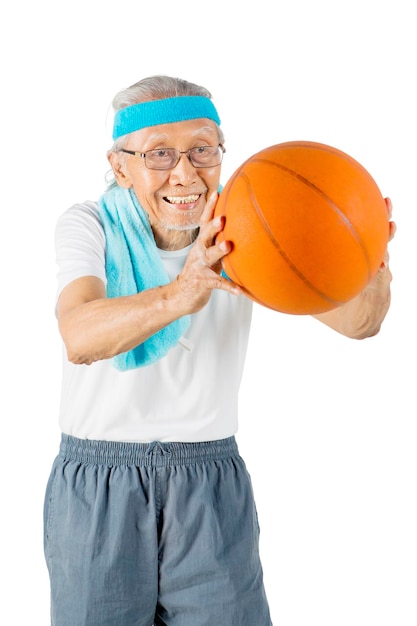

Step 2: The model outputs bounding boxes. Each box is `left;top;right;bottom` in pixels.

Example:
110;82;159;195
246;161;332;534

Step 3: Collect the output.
169;152;199;183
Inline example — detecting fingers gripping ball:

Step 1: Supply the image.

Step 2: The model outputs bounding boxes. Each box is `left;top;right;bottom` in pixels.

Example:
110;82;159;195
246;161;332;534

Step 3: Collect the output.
215;141;389;314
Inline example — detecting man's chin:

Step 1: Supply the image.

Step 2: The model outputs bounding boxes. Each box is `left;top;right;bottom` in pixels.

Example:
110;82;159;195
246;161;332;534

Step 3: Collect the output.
162;221;200;233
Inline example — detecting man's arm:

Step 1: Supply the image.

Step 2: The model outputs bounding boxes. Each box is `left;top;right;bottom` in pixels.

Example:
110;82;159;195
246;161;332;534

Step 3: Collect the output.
57;199;241;366
313;262;392;339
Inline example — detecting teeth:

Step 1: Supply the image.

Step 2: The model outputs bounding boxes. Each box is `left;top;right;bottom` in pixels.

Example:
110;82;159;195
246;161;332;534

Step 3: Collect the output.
166;195;200;204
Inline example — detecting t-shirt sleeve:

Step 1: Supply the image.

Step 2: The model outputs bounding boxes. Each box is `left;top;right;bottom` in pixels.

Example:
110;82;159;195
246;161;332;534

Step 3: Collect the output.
55;200;106;301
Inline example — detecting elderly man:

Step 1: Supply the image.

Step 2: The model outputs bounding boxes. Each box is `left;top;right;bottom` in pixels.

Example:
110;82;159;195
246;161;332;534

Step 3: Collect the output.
44;75;394;626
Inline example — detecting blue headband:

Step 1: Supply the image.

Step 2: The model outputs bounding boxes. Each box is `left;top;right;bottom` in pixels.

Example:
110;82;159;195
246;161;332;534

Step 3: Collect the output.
112;95;221;140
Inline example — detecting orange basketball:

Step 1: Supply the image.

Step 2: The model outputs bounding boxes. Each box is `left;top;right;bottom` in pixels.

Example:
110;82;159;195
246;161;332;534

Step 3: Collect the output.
215;141;389;314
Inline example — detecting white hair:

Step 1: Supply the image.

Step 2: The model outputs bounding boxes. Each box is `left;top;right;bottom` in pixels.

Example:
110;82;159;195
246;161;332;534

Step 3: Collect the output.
105;75;225;188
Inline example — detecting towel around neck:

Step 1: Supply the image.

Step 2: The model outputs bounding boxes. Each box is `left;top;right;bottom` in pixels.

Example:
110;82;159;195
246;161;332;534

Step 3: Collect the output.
98;185;190;371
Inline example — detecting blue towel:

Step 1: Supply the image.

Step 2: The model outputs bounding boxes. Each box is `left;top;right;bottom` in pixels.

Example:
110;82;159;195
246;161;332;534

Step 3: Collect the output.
97;185;190;371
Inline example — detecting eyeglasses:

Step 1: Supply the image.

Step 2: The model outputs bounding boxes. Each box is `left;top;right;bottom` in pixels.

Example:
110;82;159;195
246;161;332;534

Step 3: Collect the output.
118;144;225;170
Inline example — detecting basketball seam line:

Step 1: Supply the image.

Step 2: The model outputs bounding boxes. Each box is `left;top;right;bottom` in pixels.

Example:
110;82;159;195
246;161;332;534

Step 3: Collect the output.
243;161;371;301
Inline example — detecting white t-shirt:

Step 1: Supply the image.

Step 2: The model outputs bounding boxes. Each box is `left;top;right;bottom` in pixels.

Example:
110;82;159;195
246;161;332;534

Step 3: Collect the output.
55;201;253;443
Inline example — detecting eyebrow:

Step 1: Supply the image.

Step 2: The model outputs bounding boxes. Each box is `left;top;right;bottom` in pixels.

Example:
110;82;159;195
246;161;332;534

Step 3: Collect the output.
146;126;217;142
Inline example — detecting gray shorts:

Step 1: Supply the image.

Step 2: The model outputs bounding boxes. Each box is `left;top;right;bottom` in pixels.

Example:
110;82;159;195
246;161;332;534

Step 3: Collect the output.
44;434;272;626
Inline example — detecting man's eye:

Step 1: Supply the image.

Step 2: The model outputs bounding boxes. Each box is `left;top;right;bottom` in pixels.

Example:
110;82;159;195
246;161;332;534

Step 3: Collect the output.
153;150;172;158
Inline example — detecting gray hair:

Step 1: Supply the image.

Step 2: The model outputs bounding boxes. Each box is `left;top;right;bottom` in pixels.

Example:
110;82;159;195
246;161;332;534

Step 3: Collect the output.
111;75;224;151
105;75;224;188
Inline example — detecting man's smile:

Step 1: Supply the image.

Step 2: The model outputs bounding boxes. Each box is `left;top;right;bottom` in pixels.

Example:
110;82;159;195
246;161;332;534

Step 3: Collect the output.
164;194;201;205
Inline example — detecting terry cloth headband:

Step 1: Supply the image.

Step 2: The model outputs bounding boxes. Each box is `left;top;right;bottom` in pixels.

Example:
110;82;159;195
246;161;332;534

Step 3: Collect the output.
112;95;221;140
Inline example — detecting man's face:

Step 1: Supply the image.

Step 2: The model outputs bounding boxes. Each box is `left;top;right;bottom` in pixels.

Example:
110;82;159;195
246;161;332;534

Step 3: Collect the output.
110;118;222;249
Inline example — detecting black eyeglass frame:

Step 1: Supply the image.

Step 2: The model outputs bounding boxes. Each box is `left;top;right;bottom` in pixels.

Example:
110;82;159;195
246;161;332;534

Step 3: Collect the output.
118;144;226;170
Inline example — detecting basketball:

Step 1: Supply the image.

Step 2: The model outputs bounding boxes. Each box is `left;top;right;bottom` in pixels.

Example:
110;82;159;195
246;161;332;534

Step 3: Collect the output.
215;141;389;314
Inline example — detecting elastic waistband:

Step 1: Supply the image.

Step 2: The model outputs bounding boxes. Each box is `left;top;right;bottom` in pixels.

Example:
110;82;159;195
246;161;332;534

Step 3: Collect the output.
59;434;239;468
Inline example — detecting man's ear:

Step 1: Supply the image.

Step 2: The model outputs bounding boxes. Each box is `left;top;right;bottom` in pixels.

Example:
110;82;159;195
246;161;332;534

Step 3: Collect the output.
107;151;132;188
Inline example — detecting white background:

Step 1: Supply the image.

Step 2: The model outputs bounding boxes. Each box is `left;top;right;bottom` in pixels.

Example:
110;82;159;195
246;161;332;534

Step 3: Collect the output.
1;1;416;624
